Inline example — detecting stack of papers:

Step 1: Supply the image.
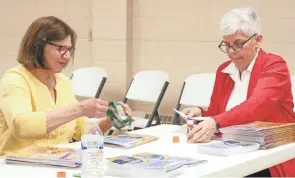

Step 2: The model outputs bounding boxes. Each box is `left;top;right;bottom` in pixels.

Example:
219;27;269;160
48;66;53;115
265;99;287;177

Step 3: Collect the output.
6;146;81;168
220;122;295;149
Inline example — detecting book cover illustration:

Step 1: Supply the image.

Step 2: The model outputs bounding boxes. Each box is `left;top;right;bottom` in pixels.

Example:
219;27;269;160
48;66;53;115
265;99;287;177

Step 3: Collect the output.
131;153;206;166
107;152;206;172
104;134;158;148
9;147;80;160
200;140;259;149
108;155;182;173
6;146;81;167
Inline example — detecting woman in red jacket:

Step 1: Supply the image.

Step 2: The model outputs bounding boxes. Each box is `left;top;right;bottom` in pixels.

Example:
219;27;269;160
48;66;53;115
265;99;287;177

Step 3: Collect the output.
183;7;295;177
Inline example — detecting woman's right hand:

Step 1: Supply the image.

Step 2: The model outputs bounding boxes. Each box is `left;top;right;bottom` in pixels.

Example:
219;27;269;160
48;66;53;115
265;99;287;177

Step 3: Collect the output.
77;98;109;118
181;107;202;118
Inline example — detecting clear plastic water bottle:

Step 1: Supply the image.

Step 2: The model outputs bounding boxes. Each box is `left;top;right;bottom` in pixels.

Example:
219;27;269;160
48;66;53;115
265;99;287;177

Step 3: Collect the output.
81;118;104;178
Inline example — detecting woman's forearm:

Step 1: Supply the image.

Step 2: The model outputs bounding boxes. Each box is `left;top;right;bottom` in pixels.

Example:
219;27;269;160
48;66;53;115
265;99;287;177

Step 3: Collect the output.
46;105;113;135
46;103;84;134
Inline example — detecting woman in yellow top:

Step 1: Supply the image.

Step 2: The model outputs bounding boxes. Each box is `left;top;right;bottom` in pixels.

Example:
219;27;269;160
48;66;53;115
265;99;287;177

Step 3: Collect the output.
0;16;132;155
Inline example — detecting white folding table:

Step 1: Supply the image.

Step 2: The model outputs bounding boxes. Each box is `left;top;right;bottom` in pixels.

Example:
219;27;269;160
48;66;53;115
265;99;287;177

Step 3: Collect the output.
0;124;294;177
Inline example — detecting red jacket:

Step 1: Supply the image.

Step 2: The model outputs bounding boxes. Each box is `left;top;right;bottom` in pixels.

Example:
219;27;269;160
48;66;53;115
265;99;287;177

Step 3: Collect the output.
203;49;295;177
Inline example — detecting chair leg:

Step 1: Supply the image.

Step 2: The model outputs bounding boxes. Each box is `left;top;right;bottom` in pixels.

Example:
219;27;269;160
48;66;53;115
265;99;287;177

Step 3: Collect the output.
146;112;156;127
172;83;185;125
108;129;114;136
154;111;161;125
133;127;143;130
172;113;181;125
146;81;169;127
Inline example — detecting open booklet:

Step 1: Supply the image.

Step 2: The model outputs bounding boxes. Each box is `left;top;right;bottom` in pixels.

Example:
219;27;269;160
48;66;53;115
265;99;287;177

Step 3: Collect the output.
106;152;207;177
104;133;158;148
5;146;81;168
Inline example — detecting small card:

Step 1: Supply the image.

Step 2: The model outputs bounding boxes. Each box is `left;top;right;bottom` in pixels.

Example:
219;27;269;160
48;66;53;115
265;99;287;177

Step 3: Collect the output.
172;108;207;121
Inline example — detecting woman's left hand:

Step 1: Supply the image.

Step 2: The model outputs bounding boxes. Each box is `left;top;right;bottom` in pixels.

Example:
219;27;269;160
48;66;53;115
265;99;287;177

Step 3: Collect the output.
187;117;217;143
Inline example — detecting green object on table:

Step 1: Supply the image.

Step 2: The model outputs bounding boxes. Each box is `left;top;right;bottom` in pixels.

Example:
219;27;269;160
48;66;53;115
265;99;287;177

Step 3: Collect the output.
72;173;81;177
106;101;132;129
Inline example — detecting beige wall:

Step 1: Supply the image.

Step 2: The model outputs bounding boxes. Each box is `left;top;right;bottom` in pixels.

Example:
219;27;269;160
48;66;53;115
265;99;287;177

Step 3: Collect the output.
0;0;93;77
0;0;294;116
132;0;295;115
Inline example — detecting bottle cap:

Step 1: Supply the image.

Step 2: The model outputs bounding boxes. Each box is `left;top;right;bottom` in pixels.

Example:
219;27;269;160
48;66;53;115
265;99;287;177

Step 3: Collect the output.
99;144;104;149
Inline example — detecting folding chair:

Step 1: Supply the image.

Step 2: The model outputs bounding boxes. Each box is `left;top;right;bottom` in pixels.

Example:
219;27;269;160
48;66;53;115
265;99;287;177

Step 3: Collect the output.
70;67;107;98
126;70;170;129
172;73;215;125
108;70;169;135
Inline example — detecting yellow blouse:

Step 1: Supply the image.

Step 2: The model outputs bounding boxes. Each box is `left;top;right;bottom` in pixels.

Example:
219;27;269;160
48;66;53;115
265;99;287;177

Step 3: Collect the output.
0;65;86;155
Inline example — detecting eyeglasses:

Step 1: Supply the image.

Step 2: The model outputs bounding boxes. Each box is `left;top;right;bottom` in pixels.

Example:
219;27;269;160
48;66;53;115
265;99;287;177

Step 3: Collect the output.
218;34;257;53
45;41;75;56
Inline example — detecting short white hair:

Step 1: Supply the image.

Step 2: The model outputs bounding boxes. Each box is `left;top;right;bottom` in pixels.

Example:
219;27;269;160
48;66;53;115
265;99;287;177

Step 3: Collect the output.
220;7;261;37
